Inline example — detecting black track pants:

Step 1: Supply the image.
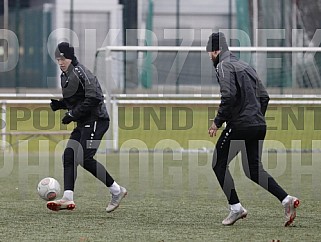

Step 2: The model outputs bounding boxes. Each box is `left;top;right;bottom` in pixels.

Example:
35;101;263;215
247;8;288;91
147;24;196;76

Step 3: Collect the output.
212;126;288;205
63;119;114;191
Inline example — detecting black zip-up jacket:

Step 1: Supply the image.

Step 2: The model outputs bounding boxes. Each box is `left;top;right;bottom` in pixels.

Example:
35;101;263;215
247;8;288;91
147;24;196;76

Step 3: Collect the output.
59;62;109;125
213;51;270;128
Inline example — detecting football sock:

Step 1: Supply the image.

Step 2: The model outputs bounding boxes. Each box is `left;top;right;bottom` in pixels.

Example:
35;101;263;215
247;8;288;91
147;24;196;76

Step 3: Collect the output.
281;195;291;206
230;203;242;211
109;181;121;195
63;190;74;201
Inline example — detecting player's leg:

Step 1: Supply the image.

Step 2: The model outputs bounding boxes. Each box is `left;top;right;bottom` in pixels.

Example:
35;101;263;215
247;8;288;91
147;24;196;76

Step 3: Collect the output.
212;128;239;204
241;127;287;199
241;126;300;226
47;127;81;211
79;120;127;212
212;127;247;225
63;127;82;192
79;120;114;186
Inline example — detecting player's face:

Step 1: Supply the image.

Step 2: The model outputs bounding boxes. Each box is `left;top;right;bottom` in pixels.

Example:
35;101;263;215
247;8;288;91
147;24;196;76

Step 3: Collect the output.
208;50;222;67
208;51;219;62
56;57;72;72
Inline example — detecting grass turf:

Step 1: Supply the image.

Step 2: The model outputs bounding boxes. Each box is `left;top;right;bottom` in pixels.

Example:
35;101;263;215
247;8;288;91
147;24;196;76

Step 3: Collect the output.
0;152;320;241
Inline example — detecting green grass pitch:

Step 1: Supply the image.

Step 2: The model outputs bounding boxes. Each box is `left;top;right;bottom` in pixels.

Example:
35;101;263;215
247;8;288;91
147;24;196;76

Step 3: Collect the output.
0;152;321;241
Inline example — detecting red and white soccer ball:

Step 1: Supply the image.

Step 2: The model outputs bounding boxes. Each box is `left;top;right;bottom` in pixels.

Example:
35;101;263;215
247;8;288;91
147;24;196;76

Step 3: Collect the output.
37;177;61;201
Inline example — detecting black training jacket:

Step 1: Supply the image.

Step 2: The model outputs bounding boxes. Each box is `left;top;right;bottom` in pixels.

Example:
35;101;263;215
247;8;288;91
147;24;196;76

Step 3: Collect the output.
59;62;109;125
213;51;269;128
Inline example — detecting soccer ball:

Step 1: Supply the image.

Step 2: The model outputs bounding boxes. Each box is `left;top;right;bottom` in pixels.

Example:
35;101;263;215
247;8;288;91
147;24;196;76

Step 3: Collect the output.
37;177;61;201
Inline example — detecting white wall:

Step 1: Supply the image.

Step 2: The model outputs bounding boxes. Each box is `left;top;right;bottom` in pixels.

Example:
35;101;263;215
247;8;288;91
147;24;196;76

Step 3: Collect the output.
152;0;236;45
30;0;55;6
155;0;234;15
54;0;122;30
52;0;123;69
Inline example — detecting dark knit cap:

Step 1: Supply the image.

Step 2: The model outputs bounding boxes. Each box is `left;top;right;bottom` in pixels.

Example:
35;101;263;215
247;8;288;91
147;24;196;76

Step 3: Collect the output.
206;32;229;52
55;42;75;60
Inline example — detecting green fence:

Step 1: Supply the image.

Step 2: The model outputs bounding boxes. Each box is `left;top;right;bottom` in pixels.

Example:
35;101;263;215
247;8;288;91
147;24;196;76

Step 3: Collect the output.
236;0;321;89
0;6;56;89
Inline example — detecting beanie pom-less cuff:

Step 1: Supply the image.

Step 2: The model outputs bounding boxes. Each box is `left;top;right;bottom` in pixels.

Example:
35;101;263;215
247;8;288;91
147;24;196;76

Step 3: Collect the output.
206;32;229;52
55;42;75;60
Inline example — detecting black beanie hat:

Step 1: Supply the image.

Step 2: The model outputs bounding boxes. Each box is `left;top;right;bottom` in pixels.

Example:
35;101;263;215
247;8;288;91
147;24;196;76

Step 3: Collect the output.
206;32;229;52
55;42;75;60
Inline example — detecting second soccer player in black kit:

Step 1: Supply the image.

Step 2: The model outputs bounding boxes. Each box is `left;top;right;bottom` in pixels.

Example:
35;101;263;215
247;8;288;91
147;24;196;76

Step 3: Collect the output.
207;32;300;226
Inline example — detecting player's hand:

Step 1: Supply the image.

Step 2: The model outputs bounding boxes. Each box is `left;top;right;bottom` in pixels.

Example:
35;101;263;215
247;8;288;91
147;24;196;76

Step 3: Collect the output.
50;99;62;111
208;122;218;137
62;111;75;124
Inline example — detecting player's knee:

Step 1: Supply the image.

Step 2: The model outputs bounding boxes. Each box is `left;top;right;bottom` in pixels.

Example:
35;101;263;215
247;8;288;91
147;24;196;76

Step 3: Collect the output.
246;169;259;182
78;155;94;167
82;158;99;175
212;151;218;170
212;159;225;174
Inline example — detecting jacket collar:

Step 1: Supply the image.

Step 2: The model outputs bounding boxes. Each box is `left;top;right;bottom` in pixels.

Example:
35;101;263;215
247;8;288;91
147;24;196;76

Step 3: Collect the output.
218;50;232;63
213;50;232;68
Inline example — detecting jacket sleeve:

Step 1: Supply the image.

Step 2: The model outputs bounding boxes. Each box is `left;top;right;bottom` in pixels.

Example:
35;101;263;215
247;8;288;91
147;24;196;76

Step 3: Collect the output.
214;62;237;128
60;99;68;110
257;79;270;116
71;66;102;119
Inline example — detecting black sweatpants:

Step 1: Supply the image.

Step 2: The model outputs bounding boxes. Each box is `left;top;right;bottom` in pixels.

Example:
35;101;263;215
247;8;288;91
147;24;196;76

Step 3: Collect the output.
63;119;114;191
212;125;288;205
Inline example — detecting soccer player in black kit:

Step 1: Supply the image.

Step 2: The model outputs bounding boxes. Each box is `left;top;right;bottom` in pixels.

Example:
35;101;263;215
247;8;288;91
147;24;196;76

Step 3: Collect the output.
47;42;126;212
207;32;299;226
